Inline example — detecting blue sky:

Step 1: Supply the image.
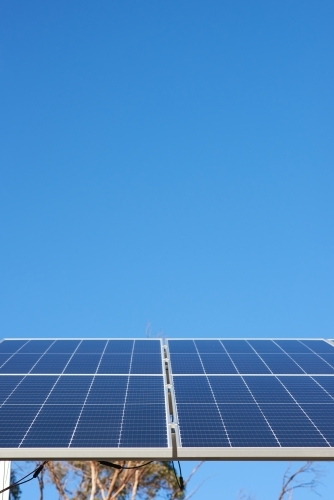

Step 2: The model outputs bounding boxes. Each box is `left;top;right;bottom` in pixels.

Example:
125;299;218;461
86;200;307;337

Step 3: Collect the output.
1;1;334;498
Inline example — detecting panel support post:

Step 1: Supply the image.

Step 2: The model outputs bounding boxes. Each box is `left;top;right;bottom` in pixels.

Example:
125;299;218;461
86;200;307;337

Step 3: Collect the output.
0;461;10;500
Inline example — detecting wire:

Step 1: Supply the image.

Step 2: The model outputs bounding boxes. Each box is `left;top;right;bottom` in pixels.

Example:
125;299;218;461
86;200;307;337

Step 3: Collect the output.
171;461;185;491
0;461;48;495
99;460;153;470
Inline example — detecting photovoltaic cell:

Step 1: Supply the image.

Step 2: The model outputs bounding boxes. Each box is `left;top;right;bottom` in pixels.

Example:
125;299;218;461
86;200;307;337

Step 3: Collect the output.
209;376;254;403
301;405;334;446
229;353;271;374
168;340;197;353
19;340;54;353
317;354;334;369
221;340;254;353
126;376;165;404
47;340;80;353
274;340;312;353
218;404;278;447
247;340;283;353
87;376;127;405
120;404;168;447
6;376;57;405
30;354;72;374
48;376;93;405
64;354;101;374
173;376;214;404
288;354;334;374
104;340;133;353
97;354;131;374
176;404;230;447
300;340;334;353
131;353;162;374
200;354;237;374
0;354;12;367
133;340;161;353
314;377;334;399
194;340;225;353
243;376;294;403
21;405;83;448
76;340;107;353
277;377;333;404
170;354;204;374
258;354;303;374
0;354;42;374
0;340;27;353
0;376;23;404
0;406;41;447
259;404;328;447
71;405;123;447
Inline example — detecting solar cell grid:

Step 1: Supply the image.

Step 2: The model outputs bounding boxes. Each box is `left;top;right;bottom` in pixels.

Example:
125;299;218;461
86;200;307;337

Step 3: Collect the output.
0;353;42;374
104;340;133;353
318;354;334;369
243;376;294;403
259;404;329;447
221;340;253;353
200;353;237;374
19;340;54;353
218;404;279;447
6;376;57;405
228;353;271;374
288;354;334;374
97;354;131;374
194;340;225;353
76;340;107;353
314;377;334;398
209;376;254;403
173;376;214;404
31;354;72;374
47;376;93;405
274;340;312;353
247;340;283;353
2;337;334;458
300;340;334;353
279;376;334;404
0;376;23;404
0;340;27;353
64;354;102;374
258;353;303;374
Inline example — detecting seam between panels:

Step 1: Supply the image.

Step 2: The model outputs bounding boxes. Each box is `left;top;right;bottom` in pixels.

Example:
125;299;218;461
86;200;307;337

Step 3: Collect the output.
68;340;109;447
117;340;135;447
298;340;334;372
19;340;84;448
274;377;331;447
193;340;232;447
218;340;282;447
0;340;58;412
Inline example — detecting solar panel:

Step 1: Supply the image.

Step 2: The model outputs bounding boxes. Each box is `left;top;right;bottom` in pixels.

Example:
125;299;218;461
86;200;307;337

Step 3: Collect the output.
0;338;171;459
1;337;334;460
167;338;334;459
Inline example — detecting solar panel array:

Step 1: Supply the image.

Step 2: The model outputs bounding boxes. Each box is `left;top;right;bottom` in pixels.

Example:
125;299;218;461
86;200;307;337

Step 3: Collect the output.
0;339;168;453
1;337;334;459
168;339;334;456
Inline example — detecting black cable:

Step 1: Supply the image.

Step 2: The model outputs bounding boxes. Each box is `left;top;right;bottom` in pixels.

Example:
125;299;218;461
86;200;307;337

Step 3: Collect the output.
171;461;184;491
99;460;153;470
0;461;48;495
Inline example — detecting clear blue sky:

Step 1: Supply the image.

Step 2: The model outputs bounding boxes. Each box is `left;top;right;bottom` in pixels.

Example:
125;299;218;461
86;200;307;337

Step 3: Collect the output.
1;1;334;498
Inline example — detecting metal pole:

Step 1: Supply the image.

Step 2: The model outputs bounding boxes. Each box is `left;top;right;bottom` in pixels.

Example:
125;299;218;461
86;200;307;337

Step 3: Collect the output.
0;461;10;500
